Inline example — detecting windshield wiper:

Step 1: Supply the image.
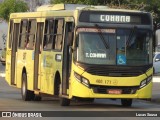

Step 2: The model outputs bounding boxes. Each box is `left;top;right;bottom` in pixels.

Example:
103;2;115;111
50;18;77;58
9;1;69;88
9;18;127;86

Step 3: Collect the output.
126;26;137;48
95;24;110;49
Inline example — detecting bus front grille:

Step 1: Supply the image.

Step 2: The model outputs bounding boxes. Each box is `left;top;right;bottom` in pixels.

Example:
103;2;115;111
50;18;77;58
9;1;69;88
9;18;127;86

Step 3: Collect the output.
85;67;144;77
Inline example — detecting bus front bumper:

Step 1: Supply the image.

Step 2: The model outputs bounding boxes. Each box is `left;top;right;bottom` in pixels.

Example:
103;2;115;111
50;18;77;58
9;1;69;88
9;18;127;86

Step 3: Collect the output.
69;80;152;99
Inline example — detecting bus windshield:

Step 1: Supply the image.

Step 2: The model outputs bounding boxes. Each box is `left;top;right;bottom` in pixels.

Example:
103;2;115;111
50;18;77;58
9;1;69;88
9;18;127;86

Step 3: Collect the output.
76;28;152;66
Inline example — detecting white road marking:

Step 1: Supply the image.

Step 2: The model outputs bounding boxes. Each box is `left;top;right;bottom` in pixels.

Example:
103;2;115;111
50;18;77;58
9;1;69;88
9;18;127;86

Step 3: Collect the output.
153;77;160;83
0;73;5;77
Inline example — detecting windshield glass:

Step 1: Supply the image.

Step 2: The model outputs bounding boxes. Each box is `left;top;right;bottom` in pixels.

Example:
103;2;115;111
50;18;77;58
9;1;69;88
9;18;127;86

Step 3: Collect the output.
75;28;152;66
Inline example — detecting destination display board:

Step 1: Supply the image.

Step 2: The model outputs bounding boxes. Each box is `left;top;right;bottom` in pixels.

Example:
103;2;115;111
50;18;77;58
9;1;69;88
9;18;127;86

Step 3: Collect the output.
79;11;152;25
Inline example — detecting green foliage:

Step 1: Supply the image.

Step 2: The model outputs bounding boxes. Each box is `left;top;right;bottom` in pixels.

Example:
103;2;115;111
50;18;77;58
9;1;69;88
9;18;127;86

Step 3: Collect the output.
0;0;28;21
50;0;99;5
50;0;160;26
144;0;160;26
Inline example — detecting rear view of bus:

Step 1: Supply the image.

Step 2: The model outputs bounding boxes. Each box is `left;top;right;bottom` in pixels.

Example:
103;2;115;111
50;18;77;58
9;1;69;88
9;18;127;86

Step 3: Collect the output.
70;7;153;106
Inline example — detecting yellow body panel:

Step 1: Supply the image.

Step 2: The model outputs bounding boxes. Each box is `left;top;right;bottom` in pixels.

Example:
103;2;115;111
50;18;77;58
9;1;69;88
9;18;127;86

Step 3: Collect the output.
69;63;153;99
5;4;153;101
5;49;11;85
40;51;62;94
70;79;152;99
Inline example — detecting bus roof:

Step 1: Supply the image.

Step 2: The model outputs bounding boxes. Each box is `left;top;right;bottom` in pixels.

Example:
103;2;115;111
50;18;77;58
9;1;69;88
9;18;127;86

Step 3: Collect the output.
36;4;88;11
36;4;146;13
10;4;149;19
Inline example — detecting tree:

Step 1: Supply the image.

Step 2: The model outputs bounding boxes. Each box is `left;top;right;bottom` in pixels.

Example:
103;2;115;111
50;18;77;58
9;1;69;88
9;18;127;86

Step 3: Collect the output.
50;0;160;27
0;0;28;21
50;0;99;5
144;0;160;29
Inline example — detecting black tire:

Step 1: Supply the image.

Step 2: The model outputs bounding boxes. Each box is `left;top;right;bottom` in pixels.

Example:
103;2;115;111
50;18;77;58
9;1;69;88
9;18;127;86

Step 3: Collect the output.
58;84;70;106
121;99;132;107
34;95;42;101
60;97;70;106
21;72;35;101
54;79;60;96
84;98;94;103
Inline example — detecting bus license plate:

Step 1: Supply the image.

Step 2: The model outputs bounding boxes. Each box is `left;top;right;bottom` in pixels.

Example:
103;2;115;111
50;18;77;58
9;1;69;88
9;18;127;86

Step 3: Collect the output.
107;89;122;94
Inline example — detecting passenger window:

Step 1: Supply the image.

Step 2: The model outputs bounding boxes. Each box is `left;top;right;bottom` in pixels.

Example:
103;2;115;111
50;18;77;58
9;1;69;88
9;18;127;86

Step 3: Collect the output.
43;19;64;50
55;19;64;50
43;19;54;50
19;20;36;49
26;20;36;49
19;20;28;49
9;20;13;48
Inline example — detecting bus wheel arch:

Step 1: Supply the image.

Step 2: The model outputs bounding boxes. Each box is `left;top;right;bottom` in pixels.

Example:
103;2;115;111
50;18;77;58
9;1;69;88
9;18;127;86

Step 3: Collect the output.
54;71;61;96
21;67;34;101
54;71;70;106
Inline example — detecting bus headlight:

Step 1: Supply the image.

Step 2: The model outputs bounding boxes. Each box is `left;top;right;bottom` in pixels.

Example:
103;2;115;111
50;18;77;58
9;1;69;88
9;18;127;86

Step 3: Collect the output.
140;76;152;89
74;72;90;87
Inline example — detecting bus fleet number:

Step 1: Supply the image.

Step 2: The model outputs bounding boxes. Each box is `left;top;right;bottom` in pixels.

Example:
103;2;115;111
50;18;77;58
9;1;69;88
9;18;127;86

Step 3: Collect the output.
96;79;112;85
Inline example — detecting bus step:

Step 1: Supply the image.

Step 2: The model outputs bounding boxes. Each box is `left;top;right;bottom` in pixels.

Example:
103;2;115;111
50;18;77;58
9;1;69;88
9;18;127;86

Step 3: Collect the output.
34;90;40;95
61;95;69;99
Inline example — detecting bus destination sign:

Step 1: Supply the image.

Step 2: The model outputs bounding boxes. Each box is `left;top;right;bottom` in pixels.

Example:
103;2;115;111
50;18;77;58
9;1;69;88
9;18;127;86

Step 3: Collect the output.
99;15;130;23
79;11;151;25
89;14;140;24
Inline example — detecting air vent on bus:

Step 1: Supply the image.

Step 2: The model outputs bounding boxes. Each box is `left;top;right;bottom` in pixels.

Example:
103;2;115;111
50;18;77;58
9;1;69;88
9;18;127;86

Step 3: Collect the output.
85;67;144;77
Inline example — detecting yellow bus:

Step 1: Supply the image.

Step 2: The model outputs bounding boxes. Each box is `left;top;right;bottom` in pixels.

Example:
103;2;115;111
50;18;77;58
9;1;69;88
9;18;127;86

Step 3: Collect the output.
6;4;153;106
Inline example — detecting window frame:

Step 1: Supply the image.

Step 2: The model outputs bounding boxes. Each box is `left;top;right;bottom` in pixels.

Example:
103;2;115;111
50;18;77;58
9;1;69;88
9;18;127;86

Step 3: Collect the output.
18;19;37;50
43;18;64;52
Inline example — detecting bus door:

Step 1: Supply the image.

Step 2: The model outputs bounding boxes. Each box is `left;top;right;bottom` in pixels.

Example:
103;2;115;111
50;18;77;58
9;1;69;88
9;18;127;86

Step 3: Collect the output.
62;21;73;95
34;22;44;90
11;22;20;85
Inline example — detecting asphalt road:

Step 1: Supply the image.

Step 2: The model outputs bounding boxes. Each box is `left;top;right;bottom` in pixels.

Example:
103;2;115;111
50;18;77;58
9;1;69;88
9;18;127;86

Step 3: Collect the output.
0;75;159;111
0;64;160;119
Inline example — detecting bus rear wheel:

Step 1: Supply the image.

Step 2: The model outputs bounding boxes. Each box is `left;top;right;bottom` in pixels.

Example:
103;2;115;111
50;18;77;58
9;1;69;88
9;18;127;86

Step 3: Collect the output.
21;73;34;101
121;99;132;107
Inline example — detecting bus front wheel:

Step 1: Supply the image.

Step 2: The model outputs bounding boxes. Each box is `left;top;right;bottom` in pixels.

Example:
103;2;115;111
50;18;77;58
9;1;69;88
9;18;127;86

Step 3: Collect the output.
60;97;70;106
34;95;42;101
121;99;132;107
21;73;34;101
58;84;70;106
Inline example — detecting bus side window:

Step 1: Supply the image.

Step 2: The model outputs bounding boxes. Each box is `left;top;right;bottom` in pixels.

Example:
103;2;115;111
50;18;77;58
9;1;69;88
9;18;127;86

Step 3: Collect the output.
19;20;28;49
54;19;64;50
67;22;74;46
43;20;48;49
43;19;64;50
43;19;54;50
9;20;13;49
27;20;36;49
